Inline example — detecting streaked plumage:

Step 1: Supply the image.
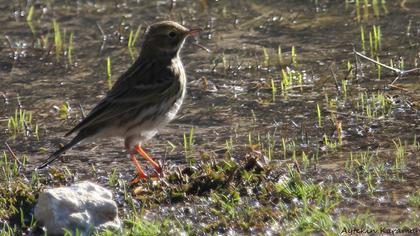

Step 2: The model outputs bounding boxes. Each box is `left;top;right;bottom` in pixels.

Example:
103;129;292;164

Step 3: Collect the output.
38;21;200;183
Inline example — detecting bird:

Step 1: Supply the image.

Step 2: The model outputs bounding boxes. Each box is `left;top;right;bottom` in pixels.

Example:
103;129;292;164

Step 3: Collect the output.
38;21;202;184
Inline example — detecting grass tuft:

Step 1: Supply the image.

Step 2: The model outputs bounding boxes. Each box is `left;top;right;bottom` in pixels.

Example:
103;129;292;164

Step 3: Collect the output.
106;57;112;89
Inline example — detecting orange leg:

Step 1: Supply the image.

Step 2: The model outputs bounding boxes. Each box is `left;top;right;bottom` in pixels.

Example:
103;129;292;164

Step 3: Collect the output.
134;145;162;174
129;153;147;185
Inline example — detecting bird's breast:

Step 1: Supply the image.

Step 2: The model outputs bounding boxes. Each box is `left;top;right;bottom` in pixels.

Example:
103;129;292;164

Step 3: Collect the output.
122;58;186;141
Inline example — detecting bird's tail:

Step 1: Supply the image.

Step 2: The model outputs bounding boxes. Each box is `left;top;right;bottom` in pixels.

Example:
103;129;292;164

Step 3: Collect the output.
37;134;84;169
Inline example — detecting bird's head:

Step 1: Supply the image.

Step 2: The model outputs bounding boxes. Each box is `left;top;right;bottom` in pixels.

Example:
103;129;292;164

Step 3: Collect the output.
140;21;201;60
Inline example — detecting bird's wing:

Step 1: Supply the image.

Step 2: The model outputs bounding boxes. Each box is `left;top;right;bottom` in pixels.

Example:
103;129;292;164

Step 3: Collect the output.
65;59;176;136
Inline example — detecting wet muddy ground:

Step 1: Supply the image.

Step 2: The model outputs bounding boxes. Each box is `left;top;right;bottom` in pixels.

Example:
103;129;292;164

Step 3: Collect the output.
1;0;419;235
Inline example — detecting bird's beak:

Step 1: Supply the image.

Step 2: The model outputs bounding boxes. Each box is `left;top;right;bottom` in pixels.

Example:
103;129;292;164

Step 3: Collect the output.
186;27;202;36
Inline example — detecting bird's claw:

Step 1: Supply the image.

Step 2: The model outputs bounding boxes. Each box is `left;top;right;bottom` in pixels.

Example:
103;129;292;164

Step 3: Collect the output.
128;173;147;186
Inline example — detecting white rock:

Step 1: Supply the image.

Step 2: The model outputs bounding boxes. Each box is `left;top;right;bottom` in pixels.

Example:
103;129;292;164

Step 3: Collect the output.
34;181;121;235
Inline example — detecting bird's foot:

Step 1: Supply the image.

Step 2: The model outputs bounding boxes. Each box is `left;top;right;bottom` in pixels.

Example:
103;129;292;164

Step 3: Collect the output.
129;153;148;186
135;144;162;173
128;145;163;185
154;164;162;174
129;172;147;186
150;169;162;178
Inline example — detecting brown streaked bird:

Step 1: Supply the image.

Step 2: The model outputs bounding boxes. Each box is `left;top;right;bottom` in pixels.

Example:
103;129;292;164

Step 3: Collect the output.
38;21;201;184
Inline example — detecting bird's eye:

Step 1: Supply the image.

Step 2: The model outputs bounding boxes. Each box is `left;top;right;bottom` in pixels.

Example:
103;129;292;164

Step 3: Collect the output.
168;31;176;38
